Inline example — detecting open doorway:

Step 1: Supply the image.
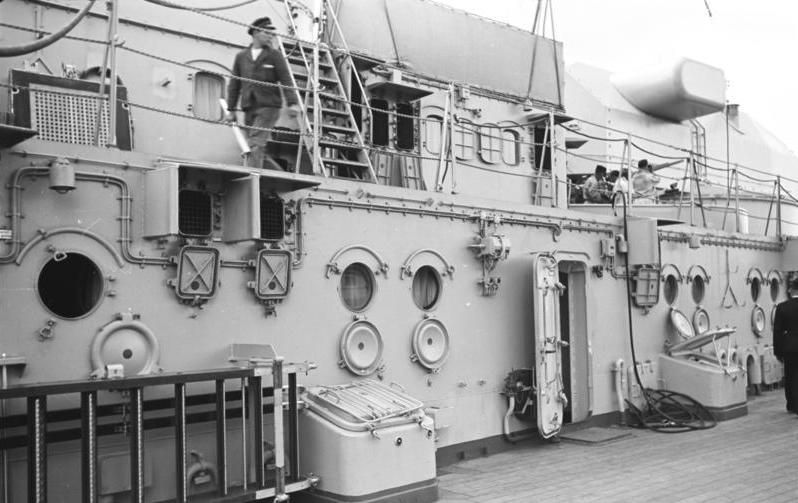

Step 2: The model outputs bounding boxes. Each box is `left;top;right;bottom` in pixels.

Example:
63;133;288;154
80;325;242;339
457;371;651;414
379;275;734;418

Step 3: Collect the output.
558;261;590;423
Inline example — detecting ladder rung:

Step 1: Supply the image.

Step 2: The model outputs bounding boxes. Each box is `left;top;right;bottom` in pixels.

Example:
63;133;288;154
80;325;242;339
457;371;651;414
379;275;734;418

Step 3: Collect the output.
293;73;339;86
307;106;350;118
287;55;332;69
310;123;357;134
321;157;370;169
299;90;344;101
282;41;330;55
319;139;361;150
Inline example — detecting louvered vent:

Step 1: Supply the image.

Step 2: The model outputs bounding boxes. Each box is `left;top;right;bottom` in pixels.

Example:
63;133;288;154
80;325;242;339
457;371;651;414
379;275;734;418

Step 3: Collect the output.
179;190;212;236
260;196;285;240
30;85;111;146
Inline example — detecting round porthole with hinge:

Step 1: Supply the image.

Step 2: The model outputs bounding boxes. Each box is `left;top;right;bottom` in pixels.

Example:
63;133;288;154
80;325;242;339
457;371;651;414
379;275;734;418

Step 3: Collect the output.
410;318;450;372
692;307;710;336
751;305;766;337
339;319;384;376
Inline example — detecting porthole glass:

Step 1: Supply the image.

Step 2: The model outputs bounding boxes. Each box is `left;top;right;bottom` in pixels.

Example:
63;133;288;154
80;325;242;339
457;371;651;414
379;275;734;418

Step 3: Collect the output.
412;266;441;310
340;263;375;312
38;252;104;319
750;277;761;302
691;275;705;304
663;274;679;305
770;278;780;302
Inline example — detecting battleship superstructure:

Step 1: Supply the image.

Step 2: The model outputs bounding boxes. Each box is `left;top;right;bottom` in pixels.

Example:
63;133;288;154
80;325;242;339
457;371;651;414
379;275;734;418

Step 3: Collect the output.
0;0;796;502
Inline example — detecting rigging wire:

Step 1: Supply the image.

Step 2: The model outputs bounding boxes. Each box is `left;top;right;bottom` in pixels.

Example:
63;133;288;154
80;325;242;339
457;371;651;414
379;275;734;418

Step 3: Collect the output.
141;0;259;11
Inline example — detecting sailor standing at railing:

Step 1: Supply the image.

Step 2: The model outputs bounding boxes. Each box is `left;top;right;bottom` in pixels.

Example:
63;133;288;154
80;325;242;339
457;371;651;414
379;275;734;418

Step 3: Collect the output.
773;275;798;414
225;17;301;170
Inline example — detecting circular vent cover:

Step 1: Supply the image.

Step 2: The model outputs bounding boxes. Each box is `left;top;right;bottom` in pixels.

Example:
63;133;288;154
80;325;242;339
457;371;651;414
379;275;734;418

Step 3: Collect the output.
670;308;694;339
339;320;384;376
751;305;766;337
90;314;160;377
411;318;450;372
692;307;710;335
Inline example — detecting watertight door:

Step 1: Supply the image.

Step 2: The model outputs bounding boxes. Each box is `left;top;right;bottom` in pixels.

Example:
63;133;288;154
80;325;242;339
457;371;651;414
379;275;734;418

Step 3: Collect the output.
531;253;566;438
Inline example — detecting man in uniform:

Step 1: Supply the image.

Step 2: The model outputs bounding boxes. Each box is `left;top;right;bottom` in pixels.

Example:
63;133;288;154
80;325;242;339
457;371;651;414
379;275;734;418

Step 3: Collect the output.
773;275;798;413
225;17;300;170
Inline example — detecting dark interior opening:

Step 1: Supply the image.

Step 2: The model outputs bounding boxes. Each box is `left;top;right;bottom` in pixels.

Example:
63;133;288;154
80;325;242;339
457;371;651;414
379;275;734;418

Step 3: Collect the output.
559;271;572;423
396;103;415;150
533;127;552;172
371;99;389;147
38;253;103;318
351;69;363;132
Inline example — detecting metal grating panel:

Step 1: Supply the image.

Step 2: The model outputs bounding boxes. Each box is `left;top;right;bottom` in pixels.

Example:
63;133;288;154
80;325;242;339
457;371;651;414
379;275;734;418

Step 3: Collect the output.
260;196;285;240
178;190;212;236
30;84;110;146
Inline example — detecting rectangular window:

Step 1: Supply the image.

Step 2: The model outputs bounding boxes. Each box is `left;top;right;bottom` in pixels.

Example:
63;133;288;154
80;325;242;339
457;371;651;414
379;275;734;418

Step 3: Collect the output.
502;129;520;165
454;121;474;160
193;72;224;121
424;115;443;155
479;125;501;164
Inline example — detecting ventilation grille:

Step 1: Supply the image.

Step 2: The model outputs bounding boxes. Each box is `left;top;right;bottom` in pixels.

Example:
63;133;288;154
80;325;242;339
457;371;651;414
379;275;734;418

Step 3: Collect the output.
30;84;111;146
179;190;212;236
260;196;284;240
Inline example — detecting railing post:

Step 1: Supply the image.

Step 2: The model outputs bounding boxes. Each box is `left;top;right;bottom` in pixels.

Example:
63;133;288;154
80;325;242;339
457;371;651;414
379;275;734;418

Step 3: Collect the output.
174;383;187;503
273;357;286;500
27;396;46;503
107;0;120;148
129;388;144;503
81;391;98;503
734;168;741;233
288;371;299;481
251;375;265;488
215;379;228;496
777;176;782;239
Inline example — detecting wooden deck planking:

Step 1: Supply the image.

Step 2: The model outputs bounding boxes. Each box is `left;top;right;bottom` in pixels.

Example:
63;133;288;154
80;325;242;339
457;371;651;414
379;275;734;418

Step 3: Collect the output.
438;390;797;502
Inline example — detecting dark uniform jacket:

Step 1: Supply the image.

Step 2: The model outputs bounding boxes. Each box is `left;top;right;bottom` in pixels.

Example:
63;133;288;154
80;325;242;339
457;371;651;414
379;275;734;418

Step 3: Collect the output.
227;45;298;111
773;297;798;358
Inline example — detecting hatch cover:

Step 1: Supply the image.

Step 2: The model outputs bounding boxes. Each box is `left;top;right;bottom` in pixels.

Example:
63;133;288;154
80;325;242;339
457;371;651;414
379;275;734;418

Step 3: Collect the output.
304;380;423;431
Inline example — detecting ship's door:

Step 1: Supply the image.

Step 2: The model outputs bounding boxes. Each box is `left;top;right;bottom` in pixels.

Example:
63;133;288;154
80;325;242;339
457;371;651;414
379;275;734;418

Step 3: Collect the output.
531;253;566;438
558;261;590;423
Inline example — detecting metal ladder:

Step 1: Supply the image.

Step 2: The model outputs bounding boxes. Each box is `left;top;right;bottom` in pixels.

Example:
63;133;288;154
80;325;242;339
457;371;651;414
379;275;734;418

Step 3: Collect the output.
0;361;315;502
278;38;377;181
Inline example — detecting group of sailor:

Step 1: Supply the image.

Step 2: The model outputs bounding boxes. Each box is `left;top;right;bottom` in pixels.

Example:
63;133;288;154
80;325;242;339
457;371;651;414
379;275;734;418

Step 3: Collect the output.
579;159;681;205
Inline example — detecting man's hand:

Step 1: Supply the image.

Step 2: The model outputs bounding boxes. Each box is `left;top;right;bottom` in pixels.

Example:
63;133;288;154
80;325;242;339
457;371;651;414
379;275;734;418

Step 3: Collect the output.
225;111;237;123
286;104;301;119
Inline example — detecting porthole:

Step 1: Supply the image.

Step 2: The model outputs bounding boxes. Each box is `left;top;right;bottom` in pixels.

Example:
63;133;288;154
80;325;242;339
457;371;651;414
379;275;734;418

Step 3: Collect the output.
750;277;761;302
663;274;679;305
770;278;780;302
38;252;104;319
412;265;442;311
339;262;375;312
691;275;705;304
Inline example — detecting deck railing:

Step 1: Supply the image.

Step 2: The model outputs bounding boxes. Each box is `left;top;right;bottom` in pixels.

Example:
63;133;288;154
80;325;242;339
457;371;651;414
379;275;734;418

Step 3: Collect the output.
0;360;316;502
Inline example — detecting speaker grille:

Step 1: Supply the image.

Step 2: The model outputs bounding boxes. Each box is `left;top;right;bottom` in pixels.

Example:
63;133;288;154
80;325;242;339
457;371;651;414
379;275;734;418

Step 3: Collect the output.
260;196;285;240
179;190;212;236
